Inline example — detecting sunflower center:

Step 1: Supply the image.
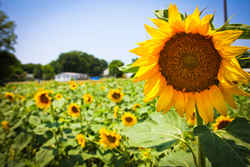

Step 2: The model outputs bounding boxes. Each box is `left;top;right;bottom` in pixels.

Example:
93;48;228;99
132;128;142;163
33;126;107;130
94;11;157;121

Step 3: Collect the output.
125;117;133;123
106;135;116;143
158;32;221;92
72;106;79;113
112;92;121;99
40;94;49;103
217;120;231;130
87;97;90;102
7;95;13;100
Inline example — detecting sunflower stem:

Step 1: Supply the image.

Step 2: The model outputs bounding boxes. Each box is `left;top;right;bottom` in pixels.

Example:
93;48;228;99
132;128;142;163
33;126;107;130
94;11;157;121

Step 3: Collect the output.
179;138;198;167
196;105;206;167
51;105;60;162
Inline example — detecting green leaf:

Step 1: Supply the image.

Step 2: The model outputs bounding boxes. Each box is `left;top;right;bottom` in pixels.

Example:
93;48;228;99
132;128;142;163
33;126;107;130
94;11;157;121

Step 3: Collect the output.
154;9;169;22
29;115;41;126
59;155;84;167
35;147;57;167
11;130;32;153
118;63;139;73
121;109;184;151
33;124;49;135
52;98;65;109
158;152;195;167
5;160;26;167
193;118;250;167
222;24;250;39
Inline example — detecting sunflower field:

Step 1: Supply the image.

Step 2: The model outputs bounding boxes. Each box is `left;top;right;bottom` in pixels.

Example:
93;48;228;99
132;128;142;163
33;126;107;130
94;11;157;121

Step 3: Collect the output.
0;78;250;167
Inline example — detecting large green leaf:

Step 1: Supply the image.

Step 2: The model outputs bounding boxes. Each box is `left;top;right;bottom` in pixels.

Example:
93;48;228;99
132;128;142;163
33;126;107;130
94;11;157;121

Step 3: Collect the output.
121;109;184;151
35;147;57;167
193;118;250;167
59;155;84;167
118;63;139;73
11;130;32;153
158;152;195;167
52;98;65;109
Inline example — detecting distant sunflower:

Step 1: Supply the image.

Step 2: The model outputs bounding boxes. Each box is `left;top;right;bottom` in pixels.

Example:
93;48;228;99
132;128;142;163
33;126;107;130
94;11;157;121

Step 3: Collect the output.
1;121;9;131
114;106;119;118
99;127;121;149
34;90;52;109
187;111;196;126
108;89;124;103
118;86;122;91
17;95;25;102
130;3;250;124
212;115;234;131
133;104;141;111
121;112;137;127
5;92;15;102
68;103;80;118
76;134;86;148
70;82;77;90
83;94;93;104
101;86;106;90
55;93;63;100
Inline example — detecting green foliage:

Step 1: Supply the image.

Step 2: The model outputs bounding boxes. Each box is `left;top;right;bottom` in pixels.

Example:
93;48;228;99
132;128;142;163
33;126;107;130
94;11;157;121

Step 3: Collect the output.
109;60;124;78
33;64;43;80
217;24;250;39
21;63;38;74
0;10;17;51
238;51;250;68
193;118;250;167
118;63;139;74
42;64;55;80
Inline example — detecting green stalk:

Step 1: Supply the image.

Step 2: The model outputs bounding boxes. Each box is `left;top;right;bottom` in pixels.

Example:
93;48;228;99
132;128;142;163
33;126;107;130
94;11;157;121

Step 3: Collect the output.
51;105;60;161
196;105;206;167
179;138;198;167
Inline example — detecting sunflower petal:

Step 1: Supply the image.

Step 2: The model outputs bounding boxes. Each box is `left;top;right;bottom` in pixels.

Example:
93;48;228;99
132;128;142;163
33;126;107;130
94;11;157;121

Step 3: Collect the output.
149;18;172;35
144;24;167;39
162;89;177;114
174;91;185;117
156;85;174;112
168;3;184;33
185;93;195;121
213;30;244;48
218;46;250;58
129;46;151;57
198;14;213;36
143;71;162;95
132;56;159;67
219;83;238;109
133;64;158;82
144;77;166;102
208;85;227;116
201;89;214;123
194;92;209;124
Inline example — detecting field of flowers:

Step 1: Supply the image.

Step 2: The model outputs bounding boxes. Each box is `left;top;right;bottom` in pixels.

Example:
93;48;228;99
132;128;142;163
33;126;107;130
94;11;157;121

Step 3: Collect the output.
1;79;250;167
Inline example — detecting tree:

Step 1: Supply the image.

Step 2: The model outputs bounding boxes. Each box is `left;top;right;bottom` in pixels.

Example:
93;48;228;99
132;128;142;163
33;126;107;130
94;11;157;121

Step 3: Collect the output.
42;65;55;80
33;64;43;81
0;10;17;51
108;60;124;78
21;63;38;73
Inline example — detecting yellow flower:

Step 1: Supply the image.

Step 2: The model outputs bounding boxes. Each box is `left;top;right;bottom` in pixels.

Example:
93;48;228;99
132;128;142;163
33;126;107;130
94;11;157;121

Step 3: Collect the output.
36;83;39;86
38;87;44;91
17;95;25;102
34;90;52;109
1;121;9;131
121;112;137;127
108;89;124;103
77;134;86;148
114;106;119;118
187;110;196;126
55;93;63;100
118;86;122;91
68;103;80;118
212;115;234;131
133;104;141;111
70;82;77;90
5;92;15;102
101;86;106;90
130;3;250;124
79;82;84;85
100;82;103;85
83;94;93;104
66;97;70;101
12;86;16;89
99;127;121;149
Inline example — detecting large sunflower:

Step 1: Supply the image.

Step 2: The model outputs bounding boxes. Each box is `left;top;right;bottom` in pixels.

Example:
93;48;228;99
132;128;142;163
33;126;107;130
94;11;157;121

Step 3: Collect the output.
108;89;124;103
34;90;52;109
83;94;93;104
121;112;137;127
212;115;234;131
99;127;121;149
68;103;80;118
5;92;15;102
130;4;250;124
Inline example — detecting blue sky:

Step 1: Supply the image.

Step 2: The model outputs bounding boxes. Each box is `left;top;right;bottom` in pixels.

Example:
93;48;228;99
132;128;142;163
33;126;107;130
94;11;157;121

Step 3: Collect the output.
1;0;250;65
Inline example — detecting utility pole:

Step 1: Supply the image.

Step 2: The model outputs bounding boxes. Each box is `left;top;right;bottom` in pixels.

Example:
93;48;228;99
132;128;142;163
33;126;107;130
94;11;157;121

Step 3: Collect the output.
223;0;228;23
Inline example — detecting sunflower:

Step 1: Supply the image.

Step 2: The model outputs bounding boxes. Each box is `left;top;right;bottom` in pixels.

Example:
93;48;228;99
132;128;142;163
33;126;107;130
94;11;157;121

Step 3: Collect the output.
187;111;196;126
130;3;250;124
114;106;119;118
101;86;106;90
5;92;15;102
17;95;25;102
55;93;63;100
118;86;122;91
99;127;121;149
108;89;124;103
76;134;86;148
68;103;80;117
70;82;77;90
212;115;234;131
133;104;141;111
83;94;93;104
1;121;9;131
121;112;137;127
34;90;52;109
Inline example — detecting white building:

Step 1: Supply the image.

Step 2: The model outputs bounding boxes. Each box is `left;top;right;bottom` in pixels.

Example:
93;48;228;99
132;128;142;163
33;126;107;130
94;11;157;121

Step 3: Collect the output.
55;72;88;82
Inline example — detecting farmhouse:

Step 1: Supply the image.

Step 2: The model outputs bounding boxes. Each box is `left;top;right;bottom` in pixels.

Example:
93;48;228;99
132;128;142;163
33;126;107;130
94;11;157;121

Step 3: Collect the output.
55;72;88;81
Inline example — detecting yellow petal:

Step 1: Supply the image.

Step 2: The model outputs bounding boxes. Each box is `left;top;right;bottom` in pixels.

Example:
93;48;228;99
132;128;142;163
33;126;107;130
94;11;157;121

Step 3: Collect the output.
213;30;244;48
194;92;209;124
168;3;184;33
185;6;200;33
222;60;249;81
156;85;174;112
143;71;162;95
132;56;159;67
218;46;249;58
129;46;151;57
208;85;227;116
143;77;166;102
149;18;172;35
219;83;238;110
162;89;178;114
198;14;213;36
133;64;158;81
185;93;195;121
174;91;185;117
220;79;250;97
144;24;167;39
201;89;214;123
